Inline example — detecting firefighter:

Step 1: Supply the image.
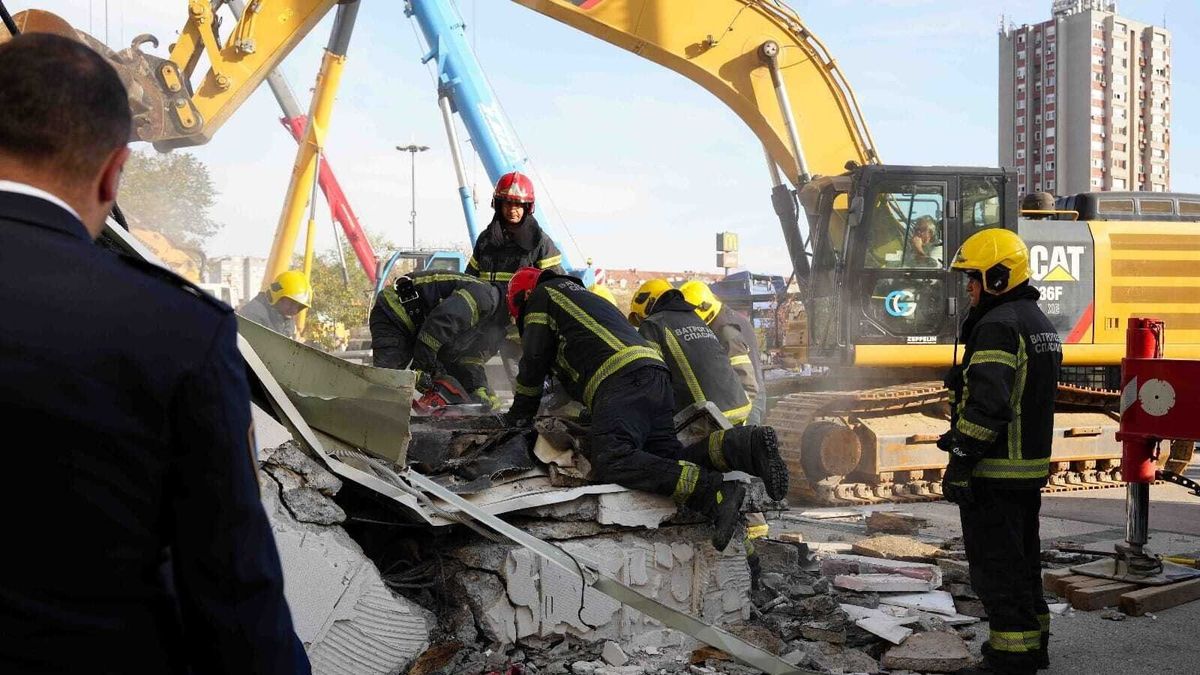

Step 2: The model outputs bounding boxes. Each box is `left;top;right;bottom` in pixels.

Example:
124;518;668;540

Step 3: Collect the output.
369;270;506;408
679;280;765;425
467;171;564;286
940;228;1061;675
239;269;312;339
502;267;749;550
633;279;786;588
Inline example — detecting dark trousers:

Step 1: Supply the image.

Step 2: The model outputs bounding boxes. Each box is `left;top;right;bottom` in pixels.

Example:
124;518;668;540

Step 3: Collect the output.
587;367;712;498
371;325;489;392
960;483;1048;674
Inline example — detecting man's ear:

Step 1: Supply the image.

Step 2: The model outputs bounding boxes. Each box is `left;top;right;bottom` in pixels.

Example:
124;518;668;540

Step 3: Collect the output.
98;146;131;204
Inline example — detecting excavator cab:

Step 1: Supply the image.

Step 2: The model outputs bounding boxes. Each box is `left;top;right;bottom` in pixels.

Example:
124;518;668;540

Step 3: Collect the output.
801;165;1018;367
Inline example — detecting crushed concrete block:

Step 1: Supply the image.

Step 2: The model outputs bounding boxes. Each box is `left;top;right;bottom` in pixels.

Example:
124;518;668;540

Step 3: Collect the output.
776;532;805;544
866;511;928;535
755;538;805;574
937;558;972;585
954;598;988;618
852;535;943;563
596;491;676;528
808;542;855;554
260;470;432;674
913;610;980;627
857;615;914;645
800;620;847;644
833;573;937;593
280;486;346;525
879;590;958;616
948;582;979;599
265;441;342;495
821;554;942;586
602;641;628;666
881;631;973;673
798;642;879;674
781;649;806;666
572;660;602;674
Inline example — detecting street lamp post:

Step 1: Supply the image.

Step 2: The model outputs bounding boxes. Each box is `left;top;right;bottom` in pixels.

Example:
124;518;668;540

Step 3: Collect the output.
396;144;430;247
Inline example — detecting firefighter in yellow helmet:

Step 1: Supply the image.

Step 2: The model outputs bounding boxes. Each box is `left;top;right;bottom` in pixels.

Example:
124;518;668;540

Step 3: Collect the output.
588;282;619;308
238;270;311;339
941;228;1060;675
660;279;780;589
626;278;672;326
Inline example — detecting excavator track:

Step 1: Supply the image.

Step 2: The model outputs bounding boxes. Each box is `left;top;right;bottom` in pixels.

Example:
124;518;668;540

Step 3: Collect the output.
768;381;1196;506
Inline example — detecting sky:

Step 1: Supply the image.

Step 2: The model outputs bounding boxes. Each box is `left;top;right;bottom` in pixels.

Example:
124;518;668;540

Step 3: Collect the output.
17;0;1198;276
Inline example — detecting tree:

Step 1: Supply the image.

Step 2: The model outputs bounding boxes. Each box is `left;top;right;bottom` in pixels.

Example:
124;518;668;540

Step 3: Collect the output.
304;231;396;351
119;149;223;246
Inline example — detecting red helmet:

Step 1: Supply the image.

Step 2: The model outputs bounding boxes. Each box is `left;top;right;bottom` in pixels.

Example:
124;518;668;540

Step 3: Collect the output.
507;266;543;318
492;171;535;213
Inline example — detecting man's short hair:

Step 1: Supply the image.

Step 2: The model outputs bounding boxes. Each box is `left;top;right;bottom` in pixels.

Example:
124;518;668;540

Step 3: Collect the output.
0;33;131;179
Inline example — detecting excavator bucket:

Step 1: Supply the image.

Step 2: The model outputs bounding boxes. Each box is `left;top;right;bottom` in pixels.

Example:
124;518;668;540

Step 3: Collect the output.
2;9;203;146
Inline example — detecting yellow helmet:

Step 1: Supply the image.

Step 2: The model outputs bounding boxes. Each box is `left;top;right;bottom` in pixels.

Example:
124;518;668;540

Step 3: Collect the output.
589;283;619;308
628;278;672;325
268;270;312;308
950;228;1031;295
679;279;723;324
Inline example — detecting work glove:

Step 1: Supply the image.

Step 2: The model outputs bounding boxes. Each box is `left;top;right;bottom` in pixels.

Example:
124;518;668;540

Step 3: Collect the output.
942;450;981;506
412;370;433;394
472;387;502;411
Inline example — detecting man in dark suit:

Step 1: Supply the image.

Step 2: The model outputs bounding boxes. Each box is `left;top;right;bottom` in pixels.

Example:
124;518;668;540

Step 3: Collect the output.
0;34;309;673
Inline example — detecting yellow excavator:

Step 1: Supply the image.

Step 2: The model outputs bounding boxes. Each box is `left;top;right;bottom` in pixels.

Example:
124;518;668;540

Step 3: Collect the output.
15;0;1196;503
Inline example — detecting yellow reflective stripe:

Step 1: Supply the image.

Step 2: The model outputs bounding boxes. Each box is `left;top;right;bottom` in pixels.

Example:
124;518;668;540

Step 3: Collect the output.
515;381;542;397
723;401;753;426
546;287;624;351
536;255;562;269
729;354;752;366
381;291;415;332
746;523;770;540
672;461;700;504
974;457;1050;479
467;256;479;270
957;417;998;442
990;630;1039;653
708;430;730;472
664;329;706;406
525;312;555;329
485;272;515;282
419;332;442;352
459;357;486;367
556;341;580;383
583;346;663;406
454;288;480;326
412;274;485;285
1009;337;1028;460
1038;614;1050;632
971;349;1018;369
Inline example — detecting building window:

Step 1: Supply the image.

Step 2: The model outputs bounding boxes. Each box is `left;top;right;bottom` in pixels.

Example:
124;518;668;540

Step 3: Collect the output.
1047;179;1056;190
1047;110;1055;121
1017;132;1025;143
1046;127;1055;138
1046;144;1055;155
1016;149;1025;160
1045;161;1055;171
1017;66;1026;78
1018;99;1026;110
1047;93;1056;104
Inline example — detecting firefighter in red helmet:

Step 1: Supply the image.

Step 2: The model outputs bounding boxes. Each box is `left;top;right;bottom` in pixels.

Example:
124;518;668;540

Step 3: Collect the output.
467;172;564;287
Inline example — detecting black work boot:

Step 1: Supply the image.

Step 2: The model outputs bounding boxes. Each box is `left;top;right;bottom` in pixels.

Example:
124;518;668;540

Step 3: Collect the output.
709;426;789;501
682;468;747;551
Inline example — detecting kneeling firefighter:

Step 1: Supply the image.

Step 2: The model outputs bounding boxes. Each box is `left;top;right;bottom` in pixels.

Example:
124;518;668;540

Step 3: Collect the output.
369;270;507;409
939;228;1061;675
502;267;777;550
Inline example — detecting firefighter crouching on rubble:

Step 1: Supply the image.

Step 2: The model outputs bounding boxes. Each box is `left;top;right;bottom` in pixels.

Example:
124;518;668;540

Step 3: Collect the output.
239;268;312;339
370;269;506;409
501;267;755;550
939;229;1061;675
0;34;307;673
679;280;774;568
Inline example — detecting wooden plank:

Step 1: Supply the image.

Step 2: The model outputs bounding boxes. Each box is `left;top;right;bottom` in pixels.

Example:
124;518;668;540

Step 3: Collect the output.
1068;582;1140;611
1043;568;1078;594
1119;577;1200;617
1062;577;1120;593
1047;574;1094;597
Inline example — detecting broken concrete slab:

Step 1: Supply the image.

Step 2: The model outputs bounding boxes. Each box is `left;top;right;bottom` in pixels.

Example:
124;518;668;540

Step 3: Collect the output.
879;590;958;616
280;486;346;525
260;469;433;673
596;491;677;529
265;440;343;495
881;631;973;673
937;558;972;585
851;535;943;563
954;598;989;619
833;574;937;593
754;538;807;574
807;542;854;555
857;615;915;645
866;511;928;535
914;610;980;627
820;554;943;586
793;510;863;520
799;619;847;644
602;641;628;666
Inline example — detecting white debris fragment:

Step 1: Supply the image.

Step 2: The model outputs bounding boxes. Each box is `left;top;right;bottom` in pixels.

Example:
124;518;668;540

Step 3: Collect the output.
879;590;958;616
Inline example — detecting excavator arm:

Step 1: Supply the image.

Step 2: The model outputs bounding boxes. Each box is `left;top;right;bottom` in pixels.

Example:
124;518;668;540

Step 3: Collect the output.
510;0;880;184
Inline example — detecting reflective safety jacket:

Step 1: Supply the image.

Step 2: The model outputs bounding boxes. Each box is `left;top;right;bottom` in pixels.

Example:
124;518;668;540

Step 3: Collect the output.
370;270;504;372
510;272;664;418
951;285;1061;489
710;305;765;424
467;213;564;285
639;291;753;425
